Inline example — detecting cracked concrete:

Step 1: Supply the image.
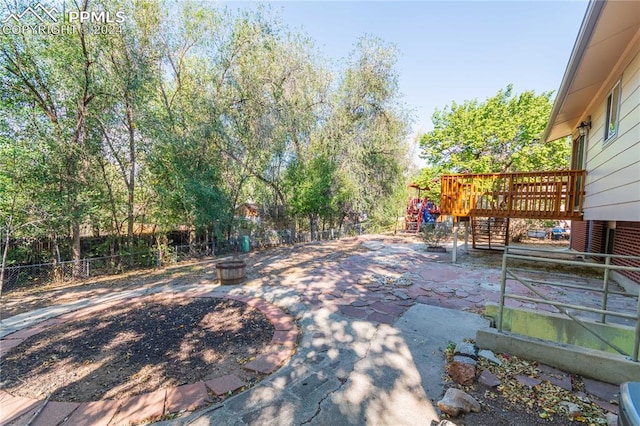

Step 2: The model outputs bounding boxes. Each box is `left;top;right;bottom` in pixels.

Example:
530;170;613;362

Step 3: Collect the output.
163;300;456;426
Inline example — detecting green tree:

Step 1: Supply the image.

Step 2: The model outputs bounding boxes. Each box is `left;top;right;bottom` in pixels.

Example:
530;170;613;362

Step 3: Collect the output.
286;156;337;239
146;4;233;245
0;131;44;294
321;36;411;227
420;85;570;173
207;11;329;236
413;165;444;206
1;1;413;278
1;0;106;275
91;0;163;256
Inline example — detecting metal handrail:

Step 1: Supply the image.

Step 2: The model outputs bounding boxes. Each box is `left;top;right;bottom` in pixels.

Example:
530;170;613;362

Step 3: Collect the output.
498;246;640;361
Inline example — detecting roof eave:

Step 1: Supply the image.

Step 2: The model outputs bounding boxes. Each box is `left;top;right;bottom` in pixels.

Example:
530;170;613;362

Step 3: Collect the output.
543;0;606;142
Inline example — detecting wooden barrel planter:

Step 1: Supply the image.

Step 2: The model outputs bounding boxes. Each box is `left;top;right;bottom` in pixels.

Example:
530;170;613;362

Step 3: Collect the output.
216;260;247;285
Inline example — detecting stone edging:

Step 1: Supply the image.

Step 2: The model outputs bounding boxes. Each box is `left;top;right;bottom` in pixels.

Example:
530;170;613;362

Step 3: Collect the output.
0;291;298;425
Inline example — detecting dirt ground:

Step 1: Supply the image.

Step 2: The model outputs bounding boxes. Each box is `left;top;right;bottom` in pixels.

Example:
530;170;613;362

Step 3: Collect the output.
1;296;273;402
443;352;611;425
0;235;615;425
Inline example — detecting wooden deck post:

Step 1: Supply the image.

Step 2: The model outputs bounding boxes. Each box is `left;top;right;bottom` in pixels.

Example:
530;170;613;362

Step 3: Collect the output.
452;222;459;263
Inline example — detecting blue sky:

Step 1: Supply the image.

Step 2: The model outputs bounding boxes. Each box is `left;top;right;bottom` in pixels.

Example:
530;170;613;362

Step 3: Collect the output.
228;0;589;137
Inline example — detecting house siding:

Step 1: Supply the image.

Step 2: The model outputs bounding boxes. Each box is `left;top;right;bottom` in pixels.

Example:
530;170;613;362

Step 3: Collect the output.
582;45;640;222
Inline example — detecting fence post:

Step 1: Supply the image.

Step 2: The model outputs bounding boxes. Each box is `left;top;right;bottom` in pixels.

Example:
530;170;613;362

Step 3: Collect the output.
498;247;509;332
601;255;611;323
634;291;640;362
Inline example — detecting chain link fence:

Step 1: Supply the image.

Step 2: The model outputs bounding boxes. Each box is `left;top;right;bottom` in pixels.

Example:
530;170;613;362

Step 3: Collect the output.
2;223;366;293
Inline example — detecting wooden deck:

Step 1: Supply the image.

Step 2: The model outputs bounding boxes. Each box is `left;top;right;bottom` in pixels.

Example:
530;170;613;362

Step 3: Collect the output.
440;170;586;220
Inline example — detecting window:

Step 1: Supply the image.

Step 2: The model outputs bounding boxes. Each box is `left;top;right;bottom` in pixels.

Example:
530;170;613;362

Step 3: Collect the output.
604;81;621;142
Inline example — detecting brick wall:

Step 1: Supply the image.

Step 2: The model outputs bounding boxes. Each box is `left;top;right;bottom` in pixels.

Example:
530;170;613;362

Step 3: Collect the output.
590;221;605;255
612;224;640;284
571;221;588;252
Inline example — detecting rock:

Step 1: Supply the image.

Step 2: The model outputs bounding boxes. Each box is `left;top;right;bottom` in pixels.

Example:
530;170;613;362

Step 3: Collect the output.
539;372;572;391
515;374;542;388
592;397;619;415
454;342;477;360
452;354;476;365
452;342;477;369
537;364;572;391
537;364;564;376
432;420;458;426
392;290;411;300
559;401;582;419
478;369;501;387
357;276;375;285
447;361;476;385
437;388;481;417
478;349;502;366
606;412;618;426
583;377;619;402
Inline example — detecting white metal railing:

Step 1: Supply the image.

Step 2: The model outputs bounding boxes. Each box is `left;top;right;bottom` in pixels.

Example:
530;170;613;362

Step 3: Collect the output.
498;246;640;361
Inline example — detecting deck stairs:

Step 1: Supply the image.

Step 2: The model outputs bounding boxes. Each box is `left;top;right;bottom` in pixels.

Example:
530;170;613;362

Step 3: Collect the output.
472;217;509;249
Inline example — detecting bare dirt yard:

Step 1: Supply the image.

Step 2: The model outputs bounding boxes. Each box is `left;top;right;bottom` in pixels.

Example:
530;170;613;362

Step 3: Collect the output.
1;296;273;402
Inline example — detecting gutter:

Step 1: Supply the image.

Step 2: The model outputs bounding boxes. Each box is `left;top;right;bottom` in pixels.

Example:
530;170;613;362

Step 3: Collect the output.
543;0;606;142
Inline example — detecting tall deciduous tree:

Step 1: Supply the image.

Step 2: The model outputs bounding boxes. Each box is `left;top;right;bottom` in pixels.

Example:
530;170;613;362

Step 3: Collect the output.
320;36;411;227
420;85;570;173
92;0;162;259
1;0;105;275
1;1;412;273
147;4;231;246
286;155;337;239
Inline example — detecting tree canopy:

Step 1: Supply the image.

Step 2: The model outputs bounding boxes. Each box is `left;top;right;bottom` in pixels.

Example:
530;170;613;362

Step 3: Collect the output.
419;85;570;174
0;0;410;283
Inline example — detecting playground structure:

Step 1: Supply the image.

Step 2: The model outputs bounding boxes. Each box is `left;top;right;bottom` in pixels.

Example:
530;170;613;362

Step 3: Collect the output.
404;183;441;233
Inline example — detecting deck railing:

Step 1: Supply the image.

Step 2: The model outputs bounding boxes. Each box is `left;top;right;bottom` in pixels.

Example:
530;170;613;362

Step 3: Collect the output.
440;170;586;219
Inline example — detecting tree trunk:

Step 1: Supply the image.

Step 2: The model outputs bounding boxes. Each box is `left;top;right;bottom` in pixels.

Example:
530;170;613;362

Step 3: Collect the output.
0;191;18;296
290;219;297;244
72;214;81;278
52;231;62;281
189;227;196;256
53;232;61;264
309;214;317;241
0;214;13;298
126;101;135;267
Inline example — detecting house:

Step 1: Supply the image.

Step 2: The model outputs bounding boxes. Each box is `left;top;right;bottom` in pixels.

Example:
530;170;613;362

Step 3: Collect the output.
543;0;640;290
439;0;640;288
